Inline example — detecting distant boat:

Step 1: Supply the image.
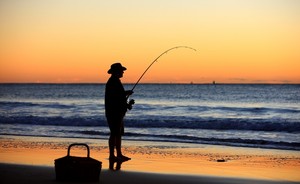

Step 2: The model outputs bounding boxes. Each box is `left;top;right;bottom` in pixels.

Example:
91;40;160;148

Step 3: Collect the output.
212;81;216;85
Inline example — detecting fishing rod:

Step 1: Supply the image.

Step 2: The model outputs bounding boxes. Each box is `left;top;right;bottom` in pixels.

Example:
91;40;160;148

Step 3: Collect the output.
126;46;196;109
131;46;197;91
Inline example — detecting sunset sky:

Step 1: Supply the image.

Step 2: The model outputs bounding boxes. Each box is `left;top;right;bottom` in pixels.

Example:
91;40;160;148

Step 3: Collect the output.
1;0;299;83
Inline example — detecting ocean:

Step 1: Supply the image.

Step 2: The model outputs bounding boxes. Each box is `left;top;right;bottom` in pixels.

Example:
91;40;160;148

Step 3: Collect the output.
0;84;299;150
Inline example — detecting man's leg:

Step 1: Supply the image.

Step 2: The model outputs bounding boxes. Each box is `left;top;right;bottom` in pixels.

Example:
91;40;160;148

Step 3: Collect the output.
116;135;122;157
116;135;131;161
109;135;116;158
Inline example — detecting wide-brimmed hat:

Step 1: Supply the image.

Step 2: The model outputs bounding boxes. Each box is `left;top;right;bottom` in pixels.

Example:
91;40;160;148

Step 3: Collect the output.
107;63;127;74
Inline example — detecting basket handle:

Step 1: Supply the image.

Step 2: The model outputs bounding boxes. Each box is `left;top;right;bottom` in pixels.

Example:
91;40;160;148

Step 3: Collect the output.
67;143;90;157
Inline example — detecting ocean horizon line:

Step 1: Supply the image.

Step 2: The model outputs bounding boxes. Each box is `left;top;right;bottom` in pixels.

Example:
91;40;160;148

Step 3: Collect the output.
0;82;299;85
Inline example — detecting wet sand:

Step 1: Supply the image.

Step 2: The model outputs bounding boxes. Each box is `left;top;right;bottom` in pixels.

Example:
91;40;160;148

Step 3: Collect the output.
0;163;296;184
0;135;300;183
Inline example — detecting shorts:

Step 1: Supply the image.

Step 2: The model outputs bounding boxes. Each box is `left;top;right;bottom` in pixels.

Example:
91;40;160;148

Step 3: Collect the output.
106;116;124;136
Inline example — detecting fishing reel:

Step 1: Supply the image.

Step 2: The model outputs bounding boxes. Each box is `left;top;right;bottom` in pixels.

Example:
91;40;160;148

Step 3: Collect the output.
127;99;135;110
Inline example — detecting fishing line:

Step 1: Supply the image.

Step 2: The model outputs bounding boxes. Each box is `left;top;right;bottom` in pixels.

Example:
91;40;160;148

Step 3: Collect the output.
131;46;197;91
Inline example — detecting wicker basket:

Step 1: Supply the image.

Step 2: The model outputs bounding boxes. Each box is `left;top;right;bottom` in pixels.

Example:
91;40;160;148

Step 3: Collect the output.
55;143;102;182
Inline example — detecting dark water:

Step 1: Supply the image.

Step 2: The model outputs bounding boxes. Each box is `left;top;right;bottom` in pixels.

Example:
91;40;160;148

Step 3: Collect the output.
0;84;299;150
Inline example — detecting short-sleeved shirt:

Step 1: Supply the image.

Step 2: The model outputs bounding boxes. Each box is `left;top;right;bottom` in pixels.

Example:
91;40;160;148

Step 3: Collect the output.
105;76;127;135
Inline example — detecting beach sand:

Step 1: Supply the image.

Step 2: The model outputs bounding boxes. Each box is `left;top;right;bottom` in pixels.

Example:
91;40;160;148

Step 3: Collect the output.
0;135;299;184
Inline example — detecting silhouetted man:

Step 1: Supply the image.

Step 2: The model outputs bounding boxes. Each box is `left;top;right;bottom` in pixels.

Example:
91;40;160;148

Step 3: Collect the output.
105;63;134;161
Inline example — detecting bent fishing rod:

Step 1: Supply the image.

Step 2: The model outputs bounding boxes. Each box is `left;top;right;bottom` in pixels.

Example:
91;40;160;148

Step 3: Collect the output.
131;46;197;92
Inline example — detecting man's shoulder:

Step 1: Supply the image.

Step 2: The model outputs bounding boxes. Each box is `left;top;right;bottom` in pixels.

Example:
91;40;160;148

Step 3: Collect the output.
108;76;120;82
106;77;122;89
106;76;117;84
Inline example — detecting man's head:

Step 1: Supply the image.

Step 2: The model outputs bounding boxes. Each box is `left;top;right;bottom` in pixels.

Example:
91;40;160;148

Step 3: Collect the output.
108;63;127;78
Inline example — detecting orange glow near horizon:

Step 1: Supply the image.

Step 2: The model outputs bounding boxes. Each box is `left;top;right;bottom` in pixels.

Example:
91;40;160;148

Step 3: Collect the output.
0;0;299;84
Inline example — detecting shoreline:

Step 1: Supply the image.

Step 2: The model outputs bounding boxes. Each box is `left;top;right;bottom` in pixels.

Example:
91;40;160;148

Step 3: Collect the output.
0;135;300;182
1;83;300;85
1;133;299;152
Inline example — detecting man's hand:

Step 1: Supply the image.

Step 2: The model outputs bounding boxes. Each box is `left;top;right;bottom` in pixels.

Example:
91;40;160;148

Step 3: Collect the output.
127;99;135;110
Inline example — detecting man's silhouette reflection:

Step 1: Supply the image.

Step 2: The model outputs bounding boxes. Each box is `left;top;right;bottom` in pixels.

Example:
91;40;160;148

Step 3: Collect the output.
109;158;129;171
